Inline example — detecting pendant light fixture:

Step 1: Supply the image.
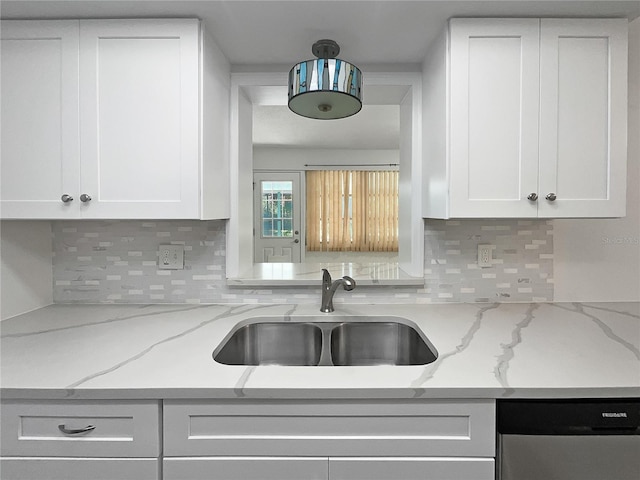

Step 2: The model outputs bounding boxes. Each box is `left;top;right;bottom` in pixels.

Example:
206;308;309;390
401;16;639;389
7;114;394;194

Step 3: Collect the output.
288;39;363;120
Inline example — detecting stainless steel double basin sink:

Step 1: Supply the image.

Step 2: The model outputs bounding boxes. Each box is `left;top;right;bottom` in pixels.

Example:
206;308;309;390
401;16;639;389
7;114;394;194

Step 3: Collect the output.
213;316;438;366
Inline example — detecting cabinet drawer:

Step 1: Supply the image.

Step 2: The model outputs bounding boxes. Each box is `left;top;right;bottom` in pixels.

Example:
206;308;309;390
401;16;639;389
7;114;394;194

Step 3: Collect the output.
164;457;328;480
0;457;159;480
0;400;160;457
329;457;494;480
164;400;495;457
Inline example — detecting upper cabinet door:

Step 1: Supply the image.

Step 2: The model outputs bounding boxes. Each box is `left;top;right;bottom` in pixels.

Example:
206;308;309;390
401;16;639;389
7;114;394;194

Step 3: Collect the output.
79;19;200;219
448;19;541;218
538;19;628;218
1;21;81;218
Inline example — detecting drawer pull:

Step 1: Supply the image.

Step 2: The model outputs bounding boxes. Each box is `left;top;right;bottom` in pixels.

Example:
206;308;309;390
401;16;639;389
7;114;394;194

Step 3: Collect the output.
58;424;96;435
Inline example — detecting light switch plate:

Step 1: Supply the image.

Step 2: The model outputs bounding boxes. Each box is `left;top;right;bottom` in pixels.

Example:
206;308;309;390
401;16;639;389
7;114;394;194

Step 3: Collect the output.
158;245;184;270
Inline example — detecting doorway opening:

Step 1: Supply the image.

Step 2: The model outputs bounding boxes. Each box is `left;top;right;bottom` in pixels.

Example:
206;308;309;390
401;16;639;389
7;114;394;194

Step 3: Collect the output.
228;72;424;282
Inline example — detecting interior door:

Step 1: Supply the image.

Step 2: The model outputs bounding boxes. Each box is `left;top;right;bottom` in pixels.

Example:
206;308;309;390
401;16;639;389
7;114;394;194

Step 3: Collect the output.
254;172;302;263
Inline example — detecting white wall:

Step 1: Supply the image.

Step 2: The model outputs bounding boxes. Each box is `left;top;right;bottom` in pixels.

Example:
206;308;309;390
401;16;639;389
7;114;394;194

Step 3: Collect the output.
201;23;231;219
0;221;53;319
253;147;399;171
553;17;640;302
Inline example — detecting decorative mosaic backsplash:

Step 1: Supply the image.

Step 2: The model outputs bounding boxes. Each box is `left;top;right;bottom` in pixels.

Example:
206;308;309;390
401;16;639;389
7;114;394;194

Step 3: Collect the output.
424;219;553;303
52;219;553;304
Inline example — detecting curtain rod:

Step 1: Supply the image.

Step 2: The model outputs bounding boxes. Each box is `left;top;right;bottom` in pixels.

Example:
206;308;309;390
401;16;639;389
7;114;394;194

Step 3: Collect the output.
304;163;399;167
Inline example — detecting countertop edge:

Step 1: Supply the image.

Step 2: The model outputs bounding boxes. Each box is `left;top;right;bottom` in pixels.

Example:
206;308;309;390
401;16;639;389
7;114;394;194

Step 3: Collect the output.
3;386;639;401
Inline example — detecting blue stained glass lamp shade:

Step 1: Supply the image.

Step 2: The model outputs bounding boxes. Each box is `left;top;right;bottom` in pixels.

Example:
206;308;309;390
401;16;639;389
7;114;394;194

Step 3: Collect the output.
288;57;362;120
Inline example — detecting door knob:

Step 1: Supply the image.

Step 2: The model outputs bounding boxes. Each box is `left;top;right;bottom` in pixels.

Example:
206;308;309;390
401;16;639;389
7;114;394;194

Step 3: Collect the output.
527;193;538;201
545;193;557;202
80;194;92;203
61;194;74;203
294;239;300;243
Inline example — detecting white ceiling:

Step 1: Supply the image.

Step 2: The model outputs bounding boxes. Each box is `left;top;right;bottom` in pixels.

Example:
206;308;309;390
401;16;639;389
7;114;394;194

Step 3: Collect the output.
3;1;639;66
4;1;638;149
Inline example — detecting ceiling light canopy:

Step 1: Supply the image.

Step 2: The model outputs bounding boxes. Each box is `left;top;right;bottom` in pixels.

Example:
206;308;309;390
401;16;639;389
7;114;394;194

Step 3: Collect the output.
288;39;363;120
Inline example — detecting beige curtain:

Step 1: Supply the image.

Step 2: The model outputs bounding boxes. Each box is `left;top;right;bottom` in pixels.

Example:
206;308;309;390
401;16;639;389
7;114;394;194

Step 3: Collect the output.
306;170;398;252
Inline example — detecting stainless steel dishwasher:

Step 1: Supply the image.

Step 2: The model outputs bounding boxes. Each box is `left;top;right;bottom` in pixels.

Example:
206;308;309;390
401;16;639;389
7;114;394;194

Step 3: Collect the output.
497;399;640;480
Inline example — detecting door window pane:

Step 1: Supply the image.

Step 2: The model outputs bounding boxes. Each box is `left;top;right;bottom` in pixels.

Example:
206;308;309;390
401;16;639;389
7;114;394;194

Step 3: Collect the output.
262;220;273;237
261;181;293;238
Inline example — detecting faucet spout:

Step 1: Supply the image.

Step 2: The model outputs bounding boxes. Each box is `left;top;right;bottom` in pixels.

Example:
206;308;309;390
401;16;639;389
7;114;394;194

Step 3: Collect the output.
320;268;356;313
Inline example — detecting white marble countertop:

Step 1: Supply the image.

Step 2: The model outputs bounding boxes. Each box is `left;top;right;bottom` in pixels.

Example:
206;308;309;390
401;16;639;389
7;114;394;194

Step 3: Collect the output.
1;302;638;400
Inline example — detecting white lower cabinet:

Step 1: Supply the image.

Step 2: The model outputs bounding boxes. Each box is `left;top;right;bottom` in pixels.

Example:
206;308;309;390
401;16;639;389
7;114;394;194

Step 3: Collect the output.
1;399;495;479
0;458;159;480
329;457;495;480
0;400;161;480
163;457;328;480
163;456;494;480
163;400;496;480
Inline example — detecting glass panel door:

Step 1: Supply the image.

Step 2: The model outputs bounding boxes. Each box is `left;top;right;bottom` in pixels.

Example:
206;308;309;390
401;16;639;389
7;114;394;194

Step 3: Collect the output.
254;172;302;263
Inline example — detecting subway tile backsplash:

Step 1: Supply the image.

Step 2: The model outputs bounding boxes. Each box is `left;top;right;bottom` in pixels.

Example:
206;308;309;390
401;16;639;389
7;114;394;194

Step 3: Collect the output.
53;221;226;304
424;219;553;303
52;219;553;304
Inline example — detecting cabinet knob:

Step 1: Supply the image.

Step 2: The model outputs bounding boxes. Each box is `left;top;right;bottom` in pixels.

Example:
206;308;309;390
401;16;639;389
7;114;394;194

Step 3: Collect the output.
60;194;74;203
545;193;557;202
527;193;538;201
58;424;96;435
80;194;92;203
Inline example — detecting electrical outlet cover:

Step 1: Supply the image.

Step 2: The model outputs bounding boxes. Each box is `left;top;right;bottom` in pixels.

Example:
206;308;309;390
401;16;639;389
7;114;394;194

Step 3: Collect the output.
158;245;184;270
477;244;493;268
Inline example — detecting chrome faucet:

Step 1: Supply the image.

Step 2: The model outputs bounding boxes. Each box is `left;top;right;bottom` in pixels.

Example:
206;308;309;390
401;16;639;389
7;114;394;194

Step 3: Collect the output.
320;268;356;313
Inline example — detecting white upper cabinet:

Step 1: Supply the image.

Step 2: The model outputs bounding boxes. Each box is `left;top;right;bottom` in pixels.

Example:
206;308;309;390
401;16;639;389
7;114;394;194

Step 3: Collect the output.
449;19;541;218
79;20;199;219
1;21;81;218
423;18;628;219
1;19;230;220
538;19;628;218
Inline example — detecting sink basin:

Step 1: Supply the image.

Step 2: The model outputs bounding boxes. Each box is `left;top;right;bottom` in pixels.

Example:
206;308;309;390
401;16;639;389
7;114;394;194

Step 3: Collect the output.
330;322;437;366
214;322;323;366
213;317;437;366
